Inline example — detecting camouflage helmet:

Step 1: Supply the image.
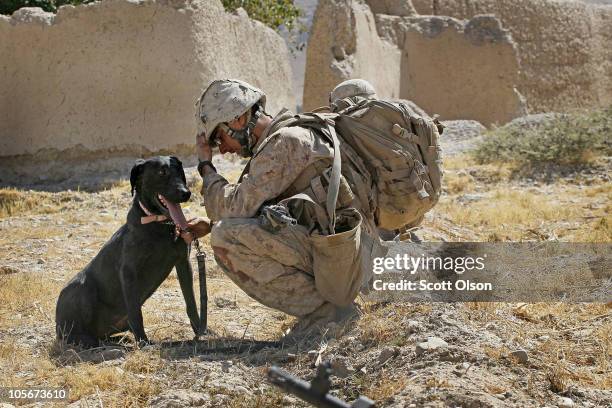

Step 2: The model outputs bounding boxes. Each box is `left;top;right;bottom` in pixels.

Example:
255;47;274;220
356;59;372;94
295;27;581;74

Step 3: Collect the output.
329;79;377;104
194;79;267;143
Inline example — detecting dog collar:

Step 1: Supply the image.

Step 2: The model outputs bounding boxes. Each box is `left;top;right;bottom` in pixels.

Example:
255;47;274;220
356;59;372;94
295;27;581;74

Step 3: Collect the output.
139;201;169;225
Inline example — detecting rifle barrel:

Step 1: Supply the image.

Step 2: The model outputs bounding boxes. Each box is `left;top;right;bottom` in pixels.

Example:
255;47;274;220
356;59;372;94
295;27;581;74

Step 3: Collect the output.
268;366;351;408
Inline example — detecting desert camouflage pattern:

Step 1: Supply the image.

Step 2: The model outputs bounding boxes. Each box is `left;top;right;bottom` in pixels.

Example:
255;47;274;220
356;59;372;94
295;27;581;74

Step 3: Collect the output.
201;110;381;316
210;218;326;316
201;110;334;221
194;79;266;141
330;78;377;105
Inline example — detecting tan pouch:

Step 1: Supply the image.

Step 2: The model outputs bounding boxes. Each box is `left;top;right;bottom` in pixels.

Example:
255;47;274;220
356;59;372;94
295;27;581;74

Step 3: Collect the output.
311;208;363;306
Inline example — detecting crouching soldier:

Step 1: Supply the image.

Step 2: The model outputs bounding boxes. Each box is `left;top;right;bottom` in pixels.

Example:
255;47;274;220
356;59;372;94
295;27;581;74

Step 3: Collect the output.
187;79;384;335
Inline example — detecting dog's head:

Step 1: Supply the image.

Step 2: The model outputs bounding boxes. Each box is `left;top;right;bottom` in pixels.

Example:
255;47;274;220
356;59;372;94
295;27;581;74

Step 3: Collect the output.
130;156;191;216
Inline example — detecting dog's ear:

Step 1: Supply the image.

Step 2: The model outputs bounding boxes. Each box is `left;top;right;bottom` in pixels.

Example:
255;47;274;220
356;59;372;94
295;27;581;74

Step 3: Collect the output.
130;159;146;196
171;156;187;185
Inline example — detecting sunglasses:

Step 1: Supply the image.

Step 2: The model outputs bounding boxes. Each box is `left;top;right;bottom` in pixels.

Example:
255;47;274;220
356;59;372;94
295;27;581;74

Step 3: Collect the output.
209;123;236;147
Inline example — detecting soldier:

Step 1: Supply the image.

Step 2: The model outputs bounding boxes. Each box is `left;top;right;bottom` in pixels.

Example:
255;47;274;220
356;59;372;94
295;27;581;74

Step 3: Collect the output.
329;78;377;111
187;79;383;334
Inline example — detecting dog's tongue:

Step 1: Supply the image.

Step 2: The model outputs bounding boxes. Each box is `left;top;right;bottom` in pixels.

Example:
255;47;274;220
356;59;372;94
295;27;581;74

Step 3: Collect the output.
161;195;188;230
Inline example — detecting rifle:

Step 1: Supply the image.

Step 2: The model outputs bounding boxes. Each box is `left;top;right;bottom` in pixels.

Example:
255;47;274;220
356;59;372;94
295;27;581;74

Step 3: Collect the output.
268;362;376;408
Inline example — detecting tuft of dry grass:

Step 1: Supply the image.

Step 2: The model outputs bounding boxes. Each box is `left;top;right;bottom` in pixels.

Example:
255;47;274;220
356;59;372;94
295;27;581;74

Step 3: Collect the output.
443;172;476;195
0;273;61;328
0;188;89;219
359;373;409;402
546;362;571;393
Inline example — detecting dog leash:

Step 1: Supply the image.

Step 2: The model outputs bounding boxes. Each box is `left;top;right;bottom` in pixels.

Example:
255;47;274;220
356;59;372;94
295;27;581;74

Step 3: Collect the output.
193;238;208;334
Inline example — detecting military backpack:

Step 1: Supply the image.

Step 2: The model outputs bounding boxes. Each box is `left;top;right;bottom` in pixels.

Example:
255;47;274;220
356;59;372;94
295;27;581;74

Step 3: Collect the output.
330;97;443;230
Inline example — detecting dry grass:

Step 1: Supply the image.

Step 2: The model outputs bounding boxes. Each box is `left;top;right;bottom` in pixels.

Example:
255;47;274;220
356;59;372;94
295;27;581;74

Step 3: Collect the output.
0;273;60;328
436;173;611;241
358;303;431;347
0;150;610;406
0;188;74;218
361;373;409;401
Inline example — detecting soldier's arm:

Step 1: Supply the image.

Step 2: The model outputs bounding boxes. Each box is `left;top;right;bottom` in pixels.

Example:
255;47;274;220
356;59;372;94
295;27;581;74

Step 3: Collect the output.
201;129;329;220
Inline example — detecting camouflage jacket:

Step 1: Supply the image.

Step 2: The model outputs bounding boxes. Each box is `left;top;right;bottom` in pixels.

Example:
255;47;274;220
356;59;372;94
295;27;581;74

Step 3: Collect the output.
201;110;336;222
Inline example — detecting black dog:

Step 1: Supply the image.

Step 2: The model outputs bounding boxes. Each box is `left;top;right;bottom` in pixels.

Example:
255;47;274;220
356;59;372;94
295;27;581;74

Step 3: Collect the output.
56;156;202;347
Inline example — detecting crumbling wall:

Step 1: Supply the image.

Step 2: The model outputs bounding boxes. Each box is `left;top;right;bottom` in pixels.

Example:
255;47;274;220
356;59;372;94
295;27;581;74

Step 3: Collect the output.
400;15;524;124
0;0;294;161
303;0;402;110
304;0;523;125
411;0;612;112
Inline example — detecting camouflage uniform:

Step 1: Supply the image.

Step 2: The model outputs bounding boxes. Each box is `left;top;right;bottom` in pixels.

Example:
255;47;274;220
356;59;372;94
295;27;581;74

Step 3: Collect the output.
201;110;381;317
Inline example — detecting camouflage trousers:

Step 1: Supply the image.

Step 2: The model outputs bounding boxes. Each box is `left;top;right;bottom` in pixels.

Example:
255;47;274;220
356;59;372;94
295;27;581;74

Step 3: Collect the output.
210;217;382;317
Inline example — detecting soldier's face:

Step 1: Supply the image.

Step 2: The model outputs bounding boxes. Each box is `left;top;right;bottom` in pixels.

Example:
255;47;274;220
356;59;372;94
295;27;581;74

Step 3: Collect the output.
215;112;249;154
216;129;244;154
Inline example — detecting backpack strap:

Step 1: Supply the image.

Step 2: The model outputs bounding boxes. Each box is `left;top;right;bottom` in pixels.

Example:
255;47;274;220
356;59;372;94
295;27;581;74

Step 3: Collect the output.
238;113;343;235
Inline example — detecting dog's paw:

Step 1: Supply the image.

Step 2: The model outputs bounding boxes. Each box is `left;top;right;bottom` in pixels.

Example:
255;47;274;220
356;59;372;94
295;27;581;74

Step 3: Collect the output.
137;338;155;349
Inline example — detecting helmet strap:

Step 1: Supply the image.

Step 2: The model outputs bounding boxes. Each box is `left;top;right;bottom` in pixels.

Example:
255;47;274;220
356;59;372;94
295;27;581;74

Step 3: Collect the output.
225;104;262;157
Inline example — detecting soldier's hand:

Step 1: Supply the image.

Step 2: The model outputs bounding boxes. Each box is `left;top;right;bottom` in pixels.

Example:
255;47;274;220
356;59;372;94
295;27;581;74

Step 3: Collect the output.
196;133;213;161
186;217;212;239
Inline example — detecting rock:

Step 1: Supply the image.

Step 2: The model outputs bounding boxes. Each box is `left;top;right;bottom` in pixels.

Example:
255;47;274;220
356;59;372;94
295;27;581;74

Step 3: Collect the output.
406;320;423;334
149;390;210;408
221;360;233;373
504;113;565;131
234;386;251;395
416;337;448;356
457;193;486;204
494;393;506;400
378;347;398;364
331;357;354;378
0;265;20;275
61;347;125;364
441;120;486;142
37;258;45;264
510;349;529;364
214;297;237;309
538;335;550;342
557;397;575;408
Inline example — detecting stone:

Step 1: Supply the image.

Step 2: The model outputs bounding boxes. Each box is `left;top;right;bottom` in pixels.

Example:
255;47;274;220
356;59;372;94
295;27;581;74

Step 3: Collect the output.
538;335;550;342
149;390;210;408
0;266;20;275
214;297;237;309
331;357;354;378
510;349;529;364
406;320;423;334
557;397;575;408
457;193;486;204
415;337;448;356
378;347;398;364
221;360;233;373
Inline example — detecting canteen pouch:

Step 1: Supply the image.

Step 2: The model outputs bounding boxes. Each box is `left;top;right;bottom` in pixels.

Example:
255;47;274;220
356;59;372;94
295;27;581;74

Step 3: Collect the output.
310;207;363;307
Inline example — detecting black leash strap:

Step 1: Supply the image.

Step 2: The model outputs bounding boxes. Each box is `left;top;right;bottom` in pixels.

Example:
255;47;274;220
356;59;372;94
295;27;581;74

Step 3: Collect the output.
194;238;208;333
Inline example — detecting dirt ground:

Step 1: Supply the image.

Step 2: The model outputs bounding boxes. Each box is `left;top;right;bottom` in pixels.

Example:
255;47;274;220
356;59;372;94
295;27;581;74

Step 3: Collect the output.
0;127;610;407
